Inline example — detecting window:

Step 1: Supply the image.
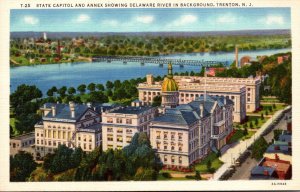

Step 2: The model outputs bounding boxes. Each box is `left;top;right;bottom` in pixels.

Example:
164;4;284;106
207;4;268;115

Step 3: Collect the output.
84;143;86;150
37;140;39;144
247;93;250;96
48;130;51;138
179;156;182;164
63;132;66;139
89;136;92;142
126;119;132;124
126;136;132;143
41;140;43;145
247;98;250;102
179;146;182;152
164;155;168;162
68;132;71;140
107;118;113;123
126;129;132;134
58;131;61;139
231;96;235;99
156;142;161;149
171;145;175;151
164;145;167;150
164;132;168;139
13;143;16;148
108;145;113;149
89;145;92;150
78;136;81;141
171;156;175;163
37;133;39;137
53;141;56;146
178;133;183;140
53;131;56;138
116;118;122;124
117;135;123;142
107;128;113;132
48;141;51;146
107;134;113;141
171;132;175;140
248;88;250;91
156;131;161;139
117;145;123;150
117;128;123;134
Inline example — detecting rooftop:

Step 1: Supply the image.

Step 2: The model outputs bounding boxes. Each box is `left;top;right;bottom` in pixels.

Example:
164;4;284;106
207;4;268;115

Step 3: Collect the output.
262;160;291;173
278;134;291;143
108;105;154;115
265;144;290;155
10;132;35;141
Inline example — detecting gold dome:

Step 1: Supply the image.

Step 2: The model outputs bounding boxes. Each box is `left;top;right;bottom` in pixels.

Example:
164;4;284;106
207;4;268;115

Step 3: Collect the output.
161;63;178;92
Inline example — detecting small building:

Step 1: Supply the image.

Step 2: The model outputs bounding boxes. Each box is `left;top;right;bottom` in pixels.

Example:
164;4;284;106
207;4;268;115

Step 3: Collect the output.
277;55;290;64
261;157;291;180
263;144;292;163
10;132;35;157
250;166;277;180
101;100;157;151
205;67;225;77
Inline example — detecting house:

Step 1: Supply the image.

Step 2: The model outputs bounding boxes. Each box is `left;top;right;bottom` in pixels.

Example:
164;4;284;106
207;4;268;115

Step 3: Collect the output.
10;132;35;157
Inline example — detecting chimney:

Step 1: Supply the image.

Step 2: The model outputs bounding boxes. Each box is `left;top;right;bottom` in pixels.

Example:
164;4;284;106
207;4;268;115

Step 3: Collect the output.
131;102;136;107
200;103;204;117
147;74;154;85
51;106;56;117
87;102;92;108
69;101;75;118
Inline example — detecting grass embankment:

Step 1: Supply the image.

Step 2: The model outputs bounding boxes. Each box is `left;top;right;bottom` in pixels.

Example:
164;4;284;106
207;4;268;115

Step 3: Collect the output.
194;152;223;173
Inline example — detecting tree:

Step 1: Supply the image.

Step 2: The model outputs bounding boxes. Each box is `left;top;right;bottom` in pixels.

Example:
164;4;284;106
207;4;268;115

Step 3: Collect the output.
106;81;114;89
67;87;76;95
96;84;105;91
47;89;54;97
251;137;268;160
58;86;67;98
207;160;212;170
152;96;162;107
261;113;264;120
254;118;259;127
195;170;201;180
243;127;248;136
10;151;37;181
10;84;42;110
77;84;86;95
249;121;253;129
87;83;96;92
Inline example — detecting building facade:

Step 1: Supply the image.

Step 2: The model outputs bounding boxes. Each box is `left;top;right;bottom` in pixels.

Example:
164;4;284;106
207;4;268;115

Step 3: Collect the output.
149;95;234;169
10;132;35;157
35;102;102;159
138;74;252;122
101;100;157;151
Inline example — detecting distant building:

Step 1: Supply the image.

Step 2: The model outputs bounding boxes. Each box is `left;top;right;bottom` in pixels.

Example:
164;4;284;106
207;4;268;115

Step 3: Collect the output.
10;132;35;157
101;100;157;151
43;32;47;41
205;67;225;77
277;55;290;64
149;95;234;169
240;56;252;67
35;102;102;160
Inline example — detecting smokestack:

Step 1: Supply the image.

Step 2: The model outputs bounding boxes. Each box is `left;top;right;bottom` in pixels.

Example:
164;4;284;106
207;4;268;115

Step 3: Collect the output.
69;101;75;118
51;106;56;117
235;45;239;68
200;103;204;117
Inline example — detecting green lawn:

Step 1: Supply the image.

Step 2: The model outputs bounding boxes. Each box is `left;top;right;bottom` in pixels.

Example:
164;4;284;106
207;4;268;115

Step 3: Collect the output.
247;116;267;129
228;129;255;144
194;152;223;173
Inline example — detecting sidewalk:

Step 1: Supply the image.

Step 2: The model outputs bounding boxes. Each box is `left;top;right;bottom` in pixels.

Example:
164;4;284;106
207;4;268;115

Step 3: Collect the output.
211;105;291;180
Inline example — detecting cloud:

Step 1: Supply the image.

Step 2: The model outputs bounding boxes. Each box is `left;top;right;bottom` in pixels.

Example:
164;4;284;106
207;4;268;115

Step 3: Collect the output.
101;19;119;27
23;16;39;25
76;14;90;22
260;15;284;25
136;15;154;24
168;14;198;27
216;13;237;23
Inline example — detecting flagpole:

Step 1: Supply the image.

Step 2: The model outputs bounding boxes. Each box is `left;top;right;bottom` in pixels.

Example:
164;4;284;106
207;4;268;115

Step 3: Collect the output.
204;66;207;101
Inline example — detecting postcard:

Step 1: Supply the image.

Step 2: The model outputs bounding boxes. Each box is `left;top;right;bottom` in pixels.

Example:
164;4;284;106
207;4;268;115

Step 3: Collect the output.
0;0;299;191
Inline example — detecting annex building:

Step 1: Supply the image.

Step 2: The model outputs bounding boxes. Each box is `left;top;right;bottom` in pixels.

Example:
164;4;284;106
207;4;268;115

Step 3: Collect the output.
137;65;261;123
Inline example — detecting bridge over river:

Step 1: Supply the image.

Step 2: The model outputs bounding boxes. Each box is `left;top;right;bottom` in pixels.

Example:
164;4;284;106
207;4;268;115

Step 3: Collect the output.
92;56;229;67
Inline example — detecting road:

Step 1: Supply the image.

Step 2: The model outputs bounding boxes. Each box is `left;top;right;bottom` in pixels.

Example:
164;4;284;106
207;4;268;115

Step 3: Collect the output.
212;106;291;180
228;110;290;180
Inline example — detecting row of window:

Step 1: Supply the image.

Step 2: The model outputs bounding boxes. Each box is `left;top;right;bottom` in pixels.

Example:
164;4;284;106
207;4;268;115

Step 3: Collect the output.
157;141;183;151
107;134;132;143
143;91;160;96
47;125;71;130
107;118;132;124
156;131;183;140
107;128;133;134
107;145;123;150
163;155;183;164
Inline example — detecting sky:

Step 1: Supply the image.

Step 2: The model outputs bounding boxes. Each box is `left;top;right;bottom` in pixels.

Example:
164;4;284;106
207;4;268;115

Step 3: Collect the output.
10;8;291;32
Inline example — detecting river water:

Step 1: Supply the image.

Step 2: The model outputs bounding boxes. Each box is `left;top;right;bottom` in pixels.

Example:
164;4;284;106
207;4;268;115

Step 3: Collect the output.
10;48;290;95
